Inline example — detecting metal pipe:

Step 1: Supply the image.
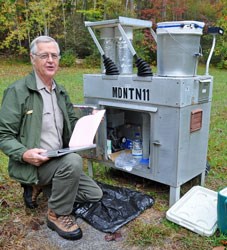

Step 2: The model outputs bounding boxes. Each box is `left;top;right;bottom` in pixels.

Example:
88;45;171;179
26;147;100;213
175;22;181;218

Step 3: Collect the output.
117;23;152;76
117;24;136;56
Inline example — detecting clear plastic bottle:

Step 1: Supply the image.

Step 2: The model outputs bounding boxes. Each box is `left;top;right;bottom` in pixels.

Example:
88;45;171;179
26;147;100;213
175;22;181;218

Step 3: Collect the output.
132;133;142;159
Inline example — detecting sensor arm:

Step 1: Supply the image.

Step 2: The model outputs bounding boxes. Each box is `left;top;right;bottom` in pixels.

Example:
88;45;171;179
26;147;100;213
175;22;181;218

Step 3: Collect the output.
87;26;105;56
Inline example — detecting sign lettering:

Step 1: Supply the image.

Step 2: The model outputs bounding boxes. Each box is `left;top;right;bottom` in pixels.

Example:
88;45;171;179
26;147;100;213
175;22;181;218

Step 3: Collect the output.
112;87;150;101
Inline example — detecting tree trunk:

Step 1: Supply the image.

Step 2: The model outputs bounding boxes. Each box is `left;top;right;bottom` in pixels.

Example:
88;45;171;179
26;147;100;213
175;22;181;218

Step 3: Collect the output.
62;0;67;48
162;0;167;19
24;0;31;46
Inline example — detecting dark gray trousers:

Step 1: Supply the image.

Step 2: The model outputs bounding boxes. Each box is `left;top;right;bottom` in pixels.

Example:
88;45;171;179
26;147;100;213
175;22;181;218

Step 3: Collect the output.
37;153;102;215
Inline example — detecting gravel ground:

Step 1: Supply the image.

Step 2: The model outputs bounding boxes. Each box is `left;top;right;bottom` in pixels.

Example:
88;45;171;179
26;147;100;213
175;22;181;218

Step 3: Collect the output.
21;205;163;250
25;217;131;250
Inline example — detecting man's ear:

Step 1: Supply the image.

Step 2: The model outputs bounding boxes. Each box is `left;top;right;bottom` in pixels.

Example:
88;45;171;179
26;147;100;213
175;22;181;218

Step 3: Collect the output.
30;54;35;65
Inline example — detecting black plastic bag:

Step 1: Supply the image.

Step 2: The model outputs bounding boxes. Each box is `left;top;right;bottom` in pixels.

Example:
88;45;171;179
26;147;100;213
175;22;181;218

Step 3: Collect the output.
73;182;155;233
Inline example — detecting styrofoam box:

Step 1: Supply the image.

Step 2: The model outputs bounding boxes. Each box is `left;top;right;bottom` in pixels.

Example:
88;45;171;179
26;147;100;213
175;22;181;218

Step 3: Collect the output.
166;186;218;236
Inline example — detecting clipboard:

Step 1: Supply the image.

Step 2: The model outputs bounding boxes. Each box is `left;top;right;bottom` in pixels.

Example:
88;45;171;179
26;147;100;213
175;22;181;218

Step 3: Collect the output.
42;109;105;157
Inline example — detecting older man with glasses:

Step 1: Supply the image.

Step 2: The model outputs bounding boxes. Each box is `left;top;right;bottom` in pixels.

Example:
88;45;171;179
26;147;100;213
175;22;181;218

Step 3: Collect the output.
0;36;103;240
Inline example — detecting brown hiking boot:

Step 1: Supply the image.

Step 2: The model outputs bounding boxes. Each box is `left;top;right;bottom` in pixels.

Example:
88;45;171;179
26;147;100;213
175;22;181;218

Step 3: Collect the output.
47;209;82;240
21;184;42;209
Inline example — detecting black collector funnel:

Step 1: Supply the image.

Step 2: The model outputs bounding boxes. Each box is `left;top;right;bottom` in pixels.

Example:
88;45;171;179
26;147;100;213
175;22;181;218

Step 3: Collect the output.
135;55;153;77
102;55;120;75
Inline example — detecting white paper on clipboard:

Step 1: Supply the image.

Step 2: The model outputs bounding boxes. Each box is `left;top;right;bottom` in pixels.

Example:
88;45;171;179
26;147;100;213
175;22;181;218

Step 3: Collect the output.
43;109;105;157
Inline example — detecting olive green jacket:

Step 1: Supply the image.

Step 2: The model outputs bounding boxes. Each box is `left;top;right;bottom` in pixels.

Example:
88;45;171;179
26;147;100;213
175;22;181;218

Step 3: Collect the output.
0;71;78;184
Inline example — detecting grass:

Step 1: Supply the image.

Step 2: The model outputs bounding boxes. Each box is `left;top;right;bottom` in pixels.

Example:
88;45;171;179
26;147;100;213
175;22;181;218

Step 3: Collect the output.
0;60;226;249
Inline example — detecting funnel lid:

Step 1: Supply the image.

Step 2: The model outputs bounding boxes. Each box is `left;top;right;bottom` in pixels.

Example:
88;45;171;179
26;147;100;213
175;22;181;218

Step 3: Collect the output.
85;16;152;29
157;20;205;35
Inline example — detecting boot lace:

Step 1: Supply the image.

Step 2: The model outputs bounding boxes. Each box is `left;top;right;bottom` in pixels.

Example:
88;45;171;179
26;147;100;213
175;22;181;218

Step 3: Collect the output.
58;215;77;229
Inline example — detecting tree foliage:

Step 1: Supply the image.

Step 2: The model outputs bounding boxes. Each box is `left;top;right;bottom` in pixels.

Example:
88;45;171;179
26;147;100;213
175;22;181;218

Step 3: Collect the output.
0;0;225;67
138;0;226;68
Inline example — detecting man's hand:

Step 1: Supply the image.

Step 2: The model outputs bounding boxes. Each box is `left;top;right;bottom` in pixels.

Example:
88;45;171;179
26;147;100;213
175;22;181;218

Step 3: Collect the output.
22;148;50;167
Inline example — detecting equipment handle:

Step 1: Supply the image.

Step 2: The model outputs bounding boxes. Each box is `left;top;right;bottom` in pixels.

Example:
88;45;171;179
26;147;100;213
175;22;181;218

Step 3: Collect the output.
207;27;224;36
205;27;224;75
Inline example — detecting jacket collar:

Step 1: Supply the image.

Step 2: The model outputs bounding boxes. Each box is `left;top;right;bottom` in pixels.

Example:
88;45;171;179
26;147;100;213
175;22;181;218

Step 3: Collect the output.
25;71;66;94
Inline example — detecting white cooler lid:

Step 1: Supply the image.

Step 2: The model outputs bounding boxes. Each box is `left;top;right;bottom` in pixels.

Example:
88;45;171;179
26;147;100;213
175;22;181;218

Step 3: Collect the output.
166;186;217;236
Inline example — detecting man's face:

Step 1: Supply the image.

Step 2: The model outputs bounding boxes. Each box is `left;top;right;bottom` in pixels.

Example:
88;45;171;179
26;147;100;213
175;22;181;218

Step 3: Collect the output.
30;42;60;82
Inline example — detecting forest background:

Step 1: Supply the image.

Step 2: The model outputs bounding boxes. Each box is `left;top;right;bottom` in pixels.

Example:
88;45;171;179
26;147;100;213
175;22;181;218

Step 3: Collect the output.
0;0;226;68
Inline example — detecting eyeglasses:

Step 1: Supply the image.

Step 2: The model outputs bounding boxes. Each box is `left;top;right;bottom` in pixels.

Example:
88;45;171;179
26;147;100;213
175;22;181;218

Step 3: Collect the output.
33;53;61;60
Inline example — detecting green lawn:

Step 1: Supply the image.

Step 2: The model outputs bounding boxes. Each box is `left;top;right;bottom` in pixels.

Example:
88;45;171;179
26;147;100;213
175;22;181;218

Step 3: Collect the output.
0;60;226;249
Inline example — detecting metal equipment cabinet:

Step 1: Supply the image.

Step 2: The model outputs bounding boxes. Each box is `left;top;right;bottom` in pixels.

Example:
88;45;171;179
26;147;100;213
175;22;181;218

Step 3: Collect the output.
83;74;213;206
78;16;219;206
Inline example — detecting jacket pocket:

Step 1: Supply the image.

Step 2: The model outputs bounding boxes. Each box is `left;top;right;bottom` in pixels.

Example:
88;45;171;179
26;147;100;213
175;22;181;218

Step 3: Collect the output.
8;160;38;185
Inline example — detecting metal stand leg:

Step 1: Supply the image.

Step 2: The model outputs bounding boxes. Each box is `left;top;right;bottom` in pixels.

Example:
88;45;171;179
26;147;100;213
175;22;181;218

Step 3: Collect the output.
169;186;181;207
87;160;94;177
200;171;206;186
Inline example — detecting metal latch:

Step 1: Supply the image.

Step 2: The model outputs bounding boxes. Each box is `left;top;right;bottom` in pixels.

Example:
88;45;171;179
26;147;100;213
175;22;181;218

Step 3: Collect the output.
152;140;161;146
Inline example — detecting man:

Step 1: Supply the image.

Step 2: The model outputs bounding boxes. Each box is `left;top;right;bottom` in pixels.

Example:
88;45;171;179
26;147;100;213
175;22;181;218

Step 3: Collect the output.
0;36;103;241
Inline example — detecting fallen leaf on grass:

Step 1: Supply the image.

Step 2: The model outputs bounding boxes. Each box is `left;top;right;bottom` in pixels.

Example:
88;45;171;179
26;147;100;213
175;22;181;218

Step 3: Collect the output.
0;198;10;208
0;185;7;190
13;216;21;223
220;240;227;246
212;247;226;250
29;220;41;231
28;218;45;231
105;231;123;242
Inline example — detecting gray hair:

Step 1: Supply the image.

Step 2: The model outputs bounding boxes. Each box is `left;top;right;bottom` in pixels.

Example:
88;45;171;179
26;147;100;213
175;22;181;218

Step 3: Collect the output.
30;36;60;55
